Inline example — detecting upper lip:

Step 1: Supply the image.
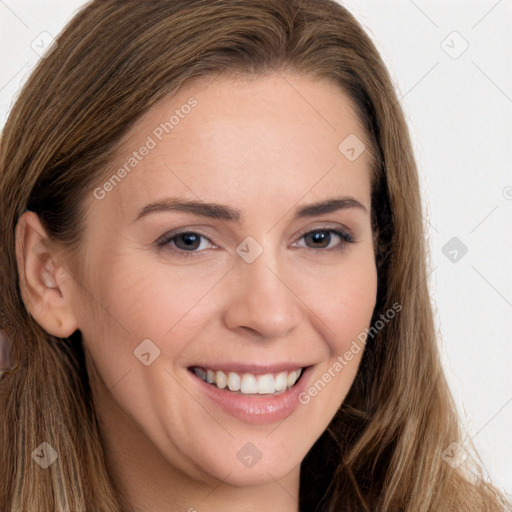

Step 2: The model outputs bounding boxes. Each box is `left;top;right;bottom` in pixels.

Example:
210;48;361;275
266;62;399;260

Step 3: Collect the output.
188;363;310;374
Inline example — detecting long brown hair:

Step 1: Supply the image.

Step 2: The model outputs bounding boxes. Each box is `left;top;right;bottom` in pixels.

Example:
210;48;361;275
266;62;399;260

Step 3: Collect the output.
1;1;509;510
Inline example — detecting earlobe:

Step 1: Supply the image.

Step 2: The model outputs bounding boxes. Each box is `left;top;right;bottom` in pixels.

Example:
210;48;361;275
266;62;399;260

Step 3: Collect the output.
15;210;78;338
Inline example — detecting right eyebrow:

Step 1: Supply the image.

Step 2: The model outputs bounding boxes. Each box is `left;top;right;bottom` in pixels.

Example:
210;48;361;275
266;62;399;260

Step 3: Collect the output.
134;198;241;222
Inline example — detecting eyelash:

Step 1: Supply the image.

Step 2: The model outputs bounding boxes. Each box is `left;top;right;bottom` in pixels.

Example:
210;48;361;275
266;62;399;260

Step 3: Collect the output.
156;227;355;258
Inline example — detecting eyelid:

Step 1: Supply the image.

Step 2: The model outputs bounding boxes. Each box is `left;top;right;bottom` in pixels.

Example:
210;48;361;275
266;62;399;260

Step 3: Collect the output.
155;228;218;250
294;222;354;240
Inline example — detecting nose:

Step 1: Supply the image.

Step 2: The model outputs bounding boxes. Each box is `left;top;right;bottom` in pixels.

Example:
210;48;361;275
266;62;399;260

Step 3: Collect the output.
222;245;304;339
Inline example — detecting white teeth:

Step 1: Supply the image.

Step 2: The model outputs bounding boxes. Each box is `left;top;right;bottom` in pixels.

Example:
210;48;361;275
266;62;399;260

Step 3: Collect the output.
257;374;274;394
274;371;287;392
216;370;227;389
227;372;241;391
192;366;304;395
241;373;258;394
287;369;300;388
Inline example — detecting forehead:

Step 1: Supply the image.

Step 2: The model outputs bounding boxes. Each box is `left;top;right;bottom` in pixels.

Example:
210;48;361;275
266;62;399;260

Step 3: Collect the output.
91;72;372;223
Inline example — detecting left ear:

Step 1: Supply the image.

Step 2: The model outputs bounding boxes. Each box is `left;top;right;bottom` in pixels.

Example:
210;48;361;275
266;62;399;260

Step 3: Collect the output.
15;210;79;338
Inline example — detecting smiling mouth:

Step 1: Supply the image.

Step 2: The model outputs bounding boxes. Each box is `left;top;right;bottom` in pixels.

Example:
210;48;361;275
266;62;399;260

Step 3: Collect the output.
189;366;305;395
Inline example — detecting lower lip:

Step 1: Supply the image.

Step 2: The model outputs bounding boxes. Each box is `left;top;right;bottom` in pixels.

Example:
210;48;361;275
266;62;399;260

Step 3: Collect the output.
188;366;313;425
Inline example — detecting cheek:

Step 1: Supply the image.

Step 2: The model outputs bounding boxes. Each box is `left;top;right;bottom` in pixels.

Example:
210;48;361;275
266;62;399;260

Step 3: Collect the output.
306;252;378;351
89;249;224;338
288;254;377;446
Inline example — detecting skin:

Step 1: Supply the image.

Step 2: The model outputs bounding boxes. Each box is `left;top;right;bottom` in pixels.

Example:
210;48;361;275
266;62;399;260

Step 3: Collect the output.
16;72;377;512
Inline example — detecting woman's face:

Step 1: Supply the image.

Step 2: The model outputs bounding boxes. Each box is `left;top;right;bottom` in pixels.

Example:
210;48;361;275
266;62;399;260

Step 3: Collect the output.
72;72;377;491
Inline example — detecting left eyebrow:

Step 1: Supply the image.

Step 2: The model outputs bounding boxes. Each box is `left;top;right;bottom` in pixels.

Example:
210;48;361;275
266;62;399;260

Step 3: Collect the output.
133;195;368;223
294;197;368;217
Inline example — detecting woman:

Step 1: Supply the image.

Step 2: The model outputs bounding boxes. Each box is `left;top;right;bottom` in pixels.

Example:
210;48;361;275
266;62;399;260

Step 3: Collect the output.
0;1;509;510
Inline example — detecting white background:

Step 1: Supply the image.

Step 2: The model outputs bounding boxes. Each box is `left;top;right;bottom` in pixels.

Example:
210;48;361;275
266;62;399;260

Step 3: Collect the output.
1;0;511;498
